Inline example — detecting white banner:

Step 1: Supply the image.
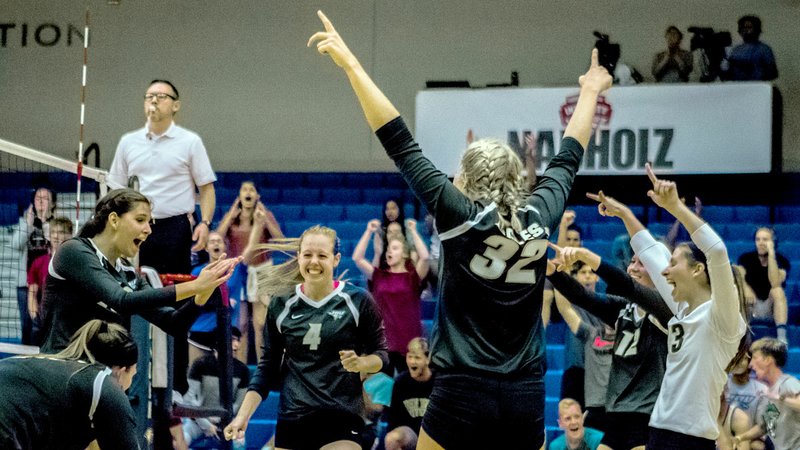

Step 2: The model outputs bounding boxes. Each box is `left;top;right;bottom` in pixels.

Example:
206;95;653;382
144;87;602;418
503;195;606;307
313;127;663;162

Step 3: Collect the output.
415;83;772;176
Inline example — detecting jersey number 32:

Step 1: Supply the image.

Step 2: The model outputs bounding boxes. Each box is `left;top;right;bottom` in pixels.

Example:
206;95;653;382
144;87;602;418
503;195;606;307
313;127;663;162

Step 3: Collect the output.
469;236;547;284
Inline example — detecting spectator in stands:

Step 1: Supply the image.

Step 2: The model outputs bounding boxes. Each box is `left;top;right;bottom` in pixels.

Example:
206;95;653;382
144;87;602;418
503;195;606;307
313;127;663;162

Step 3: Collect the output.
219;180;284;363
224;225;388;449
353;218;430;375
717;383;756;450
548;239;672;450
0;319;140;449
733;338;800;449
310;10;611;448
361;366;394;449
180;326;250;449
738;227;790;344
39;189;239;353
548;398;603;450
597;164;746;448
385;337;435;450
26;216;72;346
725;337;767;450
553;261;615;433
665;196;702;250
652;26;693;82
544;211;594;410
724;15;778;81
13;186;55;345
188;231;248;365
373;198;419;269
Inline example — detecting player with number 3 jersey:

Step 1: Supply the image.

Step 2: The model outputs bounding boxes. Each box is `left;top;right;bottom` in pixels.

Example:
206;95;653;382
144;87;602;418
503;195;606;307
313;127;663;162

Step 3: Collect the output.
592;166;746;450
308;10;612;449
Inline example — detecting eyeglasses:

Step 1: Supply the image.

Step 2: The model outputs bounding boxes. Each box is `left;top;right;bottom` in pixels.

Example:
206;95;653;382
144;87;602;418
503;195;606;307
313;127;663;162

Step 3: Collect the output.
144;93;177;101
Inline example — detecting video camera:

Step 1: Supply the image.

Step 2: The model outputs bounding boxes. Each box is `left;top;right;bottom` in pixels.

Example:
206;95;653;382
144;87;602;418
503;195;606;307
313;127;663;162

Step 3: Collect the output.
593;31;620;75
687;26;732;82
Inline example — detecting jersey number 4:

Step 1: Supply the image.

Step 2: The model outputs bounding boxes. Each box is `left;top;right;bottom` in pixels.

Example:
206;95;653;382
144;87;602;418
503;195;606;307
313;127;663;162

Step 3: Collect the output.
303;323;322;350
469;236;547;283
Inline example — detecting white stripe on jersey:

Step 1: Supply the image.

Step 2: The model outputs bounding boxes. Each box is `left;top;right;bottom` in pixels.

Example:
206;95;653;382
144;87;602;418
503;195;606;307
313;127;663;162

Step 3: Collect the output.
340;292;360;327
438;202;497;241
276;295;300;333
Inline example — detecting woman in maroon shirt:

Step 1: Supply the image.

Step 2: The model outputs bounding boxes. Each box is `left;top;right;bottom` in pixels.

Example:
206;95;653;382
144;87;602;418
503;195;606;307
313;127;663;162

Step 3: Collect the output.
353;218;430;374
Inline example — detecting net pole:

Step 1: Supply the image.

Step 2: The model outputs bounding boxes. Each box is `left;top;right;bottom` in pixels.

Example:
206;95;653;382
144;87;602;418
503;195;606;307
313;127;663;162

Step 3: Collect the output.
75;9;90;232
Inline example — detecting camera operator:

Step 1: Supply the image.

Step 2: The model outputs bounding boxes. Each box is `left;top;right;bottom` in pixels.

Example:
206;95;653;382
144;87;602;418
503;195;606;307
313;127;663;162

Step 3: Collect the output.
687;26;731;82
652;26;693;82
725;15;778;81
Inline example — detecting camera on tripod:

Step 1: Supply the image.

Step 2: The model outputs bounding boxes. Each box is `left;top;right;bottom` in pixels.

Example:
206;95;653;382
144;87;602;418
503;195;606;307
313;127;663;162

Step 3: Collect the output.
687;26;732;82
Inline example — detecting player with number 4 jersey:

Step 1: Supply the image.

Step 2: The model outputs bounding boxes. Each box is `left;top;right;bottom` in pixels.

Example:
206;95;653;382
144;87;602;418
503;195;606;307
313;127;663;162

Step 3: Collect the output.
224;225;388;450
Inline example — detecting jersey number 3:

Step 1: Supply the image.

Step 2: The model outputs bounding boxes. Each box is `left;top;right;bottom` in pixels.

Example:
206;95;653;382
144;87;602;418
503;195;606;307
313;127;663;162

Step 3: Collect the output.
469;236;546;283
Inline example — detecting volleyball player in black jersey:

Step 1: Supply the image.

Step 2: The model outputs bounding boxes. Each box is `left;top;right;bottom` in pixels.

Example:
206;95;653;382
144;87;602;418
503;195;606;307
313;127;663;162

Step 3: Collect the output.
0;320;140;450
309;11;612;449
224;225;388;449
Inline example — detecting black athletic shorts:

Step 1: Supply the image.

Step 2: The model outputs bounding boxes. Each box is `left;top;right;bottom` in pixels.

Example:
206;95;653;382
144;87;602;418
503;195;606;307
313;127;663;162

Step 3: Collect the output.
421;371;545;450
274;409;364;450
601;411;651;449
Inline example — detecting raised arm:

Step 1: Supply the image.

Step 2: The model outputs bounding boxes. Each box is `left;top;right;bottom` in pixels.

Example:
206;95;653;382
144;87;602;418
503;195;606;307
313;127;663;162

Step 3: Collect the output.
588;190;678;313
308;11;398;131
353;220;380;279
406;219;430;279
563;49;614;149
554;290;584;335
646;164;741;337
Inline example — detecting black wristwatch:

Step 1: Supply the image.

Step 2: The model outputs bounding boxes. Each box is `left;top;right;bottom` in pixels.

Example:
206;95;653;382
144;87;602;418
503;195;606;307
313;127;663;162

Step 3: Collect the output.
199;220;211;228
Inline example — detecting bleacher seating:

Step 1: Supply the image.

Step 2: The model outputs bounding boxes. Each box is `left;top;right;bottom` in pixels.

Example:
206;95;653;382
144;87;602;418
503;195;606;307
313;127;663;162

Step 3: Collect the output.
4;172;800;450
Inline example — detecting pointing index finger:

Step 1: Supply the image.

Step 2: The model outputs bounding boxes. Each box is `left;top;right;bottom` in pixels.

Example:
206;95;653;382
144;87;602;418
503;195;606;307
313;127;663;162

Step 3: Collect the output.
317;10;336;33
590;48;599;69
547;241;563;253
585;192;601;202
645;162;659;185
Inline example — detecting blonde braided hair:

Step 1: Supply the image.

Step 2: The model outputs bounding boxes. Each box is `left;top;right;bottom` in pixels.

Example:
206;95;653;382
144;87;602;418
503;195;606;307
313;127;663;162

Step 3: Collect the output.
458;138;526;232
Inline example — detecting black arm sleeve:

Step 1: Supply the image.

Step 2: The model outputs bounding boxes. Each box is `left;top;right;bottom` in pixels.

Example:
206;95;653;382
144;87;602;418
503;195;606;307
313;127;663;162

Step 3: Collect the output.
248;300;284;399
594;261;674;327
357;292;389;371
54;239;176;313
375;117;474;233
525;137;584;232
93;378;142;450
547;272;626;327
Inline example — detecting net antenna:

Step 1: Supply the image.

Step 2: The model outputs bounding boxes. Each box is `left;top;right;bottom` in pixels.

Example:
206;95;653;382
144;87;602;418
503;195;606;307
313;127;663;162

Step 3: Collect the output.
75;9;91;232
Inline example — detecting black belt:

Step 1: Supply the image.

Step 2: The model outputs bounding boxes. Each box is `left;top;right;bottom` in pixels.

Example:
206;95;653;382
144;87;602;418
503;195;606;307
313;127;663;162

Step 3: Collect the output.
152;214;190;225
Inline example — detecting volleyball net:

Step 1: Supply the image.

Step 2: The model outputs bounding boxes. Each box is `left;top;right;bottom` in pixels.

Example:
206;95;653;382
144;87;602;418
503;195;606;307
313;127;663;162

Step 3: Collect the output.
0;136;107;345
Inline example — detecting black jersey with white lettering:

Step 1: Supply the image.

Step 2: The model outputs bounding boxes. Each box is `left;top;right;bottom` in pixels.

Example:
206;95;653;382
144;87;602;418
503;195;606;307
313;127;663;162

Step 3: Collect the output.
549;261;671;414
376;117;583;376
0;357;140;450
249;282;388;419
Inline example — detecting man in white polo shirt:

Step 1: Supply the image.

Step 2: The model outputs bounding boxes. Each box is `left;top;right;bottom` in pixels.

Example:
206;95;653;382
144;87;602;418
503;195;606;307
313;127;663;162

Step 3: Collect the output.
109;79;216;449
109;79;216;276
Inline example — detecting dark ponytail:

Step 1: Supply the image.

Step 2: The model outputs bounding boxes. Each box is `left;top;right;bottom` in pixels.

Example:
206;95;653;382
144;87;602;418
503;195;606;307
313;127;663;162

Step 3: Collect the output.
78;189;151;238
53;319;138;368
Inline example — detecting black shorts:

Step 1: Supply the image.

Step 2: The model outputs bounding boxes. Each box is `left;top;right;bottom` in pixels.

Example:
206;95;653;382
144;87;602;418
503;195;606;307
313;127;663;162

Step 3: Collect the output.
274;410;364;450
601;411;651;449
647;426;715;450
421;371;545;450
